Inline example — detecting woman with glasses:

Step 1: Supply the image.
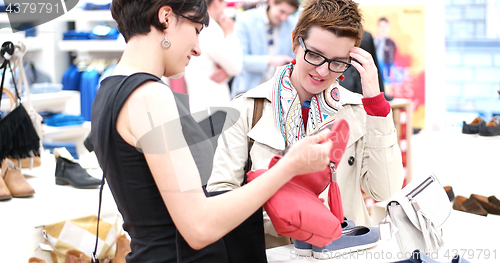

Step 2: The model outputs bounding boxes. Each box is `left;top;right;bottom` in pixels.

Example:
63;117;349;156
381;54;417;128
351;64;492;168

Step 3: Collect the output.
207;0;404;248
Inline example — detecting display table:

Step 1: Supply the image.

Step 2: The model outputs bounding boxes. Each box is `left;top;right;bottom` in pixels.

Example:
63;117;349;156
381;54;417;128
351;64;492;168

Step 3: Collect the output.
266;130;500;263
266;210;500;263
1;131;499;262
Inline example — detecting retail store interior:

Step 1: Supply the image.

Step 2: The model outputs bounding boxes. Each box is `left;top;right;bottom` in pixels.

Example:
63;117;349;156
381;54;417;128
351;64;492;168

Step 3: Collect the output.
1;0;499;262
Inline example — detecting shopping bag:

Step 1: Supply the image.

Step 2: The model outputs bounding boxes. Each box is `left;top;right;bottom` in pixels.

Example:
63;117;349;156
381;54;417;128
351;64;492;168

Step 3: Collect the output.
40;212;121;263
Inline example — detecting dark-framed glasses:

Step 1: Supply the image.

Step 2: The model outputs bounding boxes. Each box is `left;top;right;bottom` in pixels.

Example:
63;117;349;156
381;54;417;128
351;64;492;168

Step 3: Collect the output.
298;37;351;73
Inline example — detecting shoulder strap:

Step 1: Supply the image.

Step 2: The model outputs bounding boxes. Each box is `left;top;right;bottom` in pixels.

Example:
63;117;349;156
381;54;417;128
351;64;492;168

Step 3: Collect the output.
249;98;264;149
91;73;162;263
242;98;264;185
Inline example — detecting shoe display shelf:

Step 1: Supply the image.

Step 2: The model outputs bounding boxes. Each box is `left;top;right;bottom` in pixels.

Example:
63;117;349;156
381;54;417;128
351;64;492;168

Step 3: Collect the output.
267;209;500;262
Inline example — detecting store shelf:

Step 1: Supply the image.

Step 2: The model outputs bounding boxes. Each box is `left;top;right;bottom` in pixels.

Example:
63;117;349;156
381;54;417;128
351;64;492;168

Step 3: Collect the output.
1;90;80;113
58;39;125;52
0;10;113;23
0;35;43;52
0;13;9;23
23;37;43;52
60;9;114;22
43;121;91;142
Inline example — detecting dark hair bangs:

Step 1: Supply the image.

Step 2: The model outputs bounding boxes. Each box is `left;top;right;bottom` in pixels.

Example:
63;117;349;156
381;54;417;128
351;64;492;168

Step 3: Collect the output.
179;0;210;27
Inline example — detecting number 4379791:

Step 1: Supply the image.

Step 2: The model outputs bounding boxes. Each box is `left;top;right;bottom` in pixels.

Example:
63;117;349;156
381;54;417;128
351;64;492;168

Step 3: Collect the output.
444;249;497;260
6;3;62;14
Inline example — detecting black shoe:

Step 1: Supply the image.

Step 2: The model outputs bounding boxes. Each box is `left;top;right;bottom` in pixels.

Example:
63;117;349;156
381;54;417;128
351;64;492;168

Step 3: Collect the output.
462;116;485;134
478;116;500;137
55;157;102;189
83;132;94;152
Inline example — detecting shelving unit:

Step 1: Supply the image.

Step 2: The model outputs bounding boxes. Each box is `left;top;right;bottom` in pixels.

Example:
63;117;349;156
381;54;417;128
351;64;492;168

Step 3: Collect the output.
58;39;125;52
0;13;10;23
1;90;80;113
1;8;122;157
57;9;125;53
59;9;115;22
55;8;122;156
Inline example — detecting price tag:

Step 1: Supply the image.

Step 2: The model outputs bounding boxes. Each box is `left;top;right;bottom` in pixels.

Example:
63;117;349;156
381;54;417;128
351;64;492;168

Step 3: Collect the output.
39;242;54;252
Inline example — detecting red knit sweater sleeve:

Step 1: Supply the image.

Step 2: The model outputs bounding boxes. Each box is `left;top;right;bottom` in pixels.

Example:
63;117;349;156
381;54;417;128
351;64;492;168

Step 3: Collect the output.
361;92;391;117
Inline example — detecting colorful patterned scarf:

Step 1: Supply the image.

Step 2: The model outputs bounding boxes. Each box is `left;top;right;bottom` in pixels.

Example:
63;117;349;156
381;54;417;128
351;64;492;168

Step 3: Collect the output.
271;64;341;147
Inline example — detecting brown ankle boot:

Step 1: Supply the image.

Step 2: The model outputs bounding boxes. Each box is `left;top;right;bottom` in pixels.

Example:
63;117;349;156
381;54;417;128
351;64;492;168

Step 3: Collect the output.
452;195;487;216
28;257;46;263
470;194;500;215
114;234;131;263
65;250;89;263
0;161;12;200
2;159;35;197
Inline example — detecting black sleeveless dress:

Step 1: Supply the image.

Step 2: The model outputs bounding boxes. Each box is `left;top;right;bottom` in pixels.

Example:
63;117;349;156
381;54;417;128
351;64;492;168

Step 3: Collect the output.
91;73;228;263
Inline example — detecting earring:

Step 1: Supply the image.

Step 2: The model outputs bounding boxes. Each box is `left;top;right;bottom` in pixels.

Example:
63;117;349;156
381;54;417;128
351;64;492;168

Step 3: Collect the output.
161;34;171;49
338;75;345;81
291;59;296;65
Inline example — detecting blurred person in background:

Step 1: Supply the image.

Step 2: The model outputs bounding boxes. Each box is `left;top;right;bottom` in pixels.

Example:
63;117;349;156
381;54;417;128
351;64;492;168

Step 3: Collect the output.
230;0;299;97
374;17;397;82
185;0;242;115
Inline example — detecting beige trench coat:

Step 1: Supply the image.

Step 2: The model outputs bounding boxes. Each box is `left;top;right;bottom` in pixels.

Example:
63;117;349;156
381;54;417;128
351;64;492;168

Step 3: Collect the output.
207;78;404;234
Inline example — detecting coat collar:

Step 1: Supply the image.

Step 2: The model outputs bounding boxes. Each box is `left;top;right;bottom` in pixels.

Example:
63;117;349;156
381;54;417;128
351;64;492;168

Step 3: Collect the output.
244;81;365;150
337;85;363;106
243;78;273;100
245;79;284;150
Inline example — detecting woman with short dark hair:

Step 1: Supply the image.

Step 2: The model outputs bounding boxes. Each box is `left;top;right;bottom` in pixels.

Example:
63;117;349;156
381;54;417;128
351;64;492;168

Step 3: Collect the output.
91;0;335;261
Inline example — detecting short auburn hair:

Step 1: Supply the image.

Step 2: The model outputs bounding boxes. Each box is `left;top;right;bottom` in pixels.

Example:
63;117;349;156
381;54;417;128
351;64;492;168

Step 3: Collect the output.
292;0;363;50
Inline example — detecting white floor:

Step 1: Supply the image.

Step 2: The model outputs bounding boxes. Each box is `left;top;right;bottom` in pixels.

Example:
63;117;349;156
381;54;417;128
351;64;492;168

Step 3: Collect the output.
1;130;499;262
0;151;118;263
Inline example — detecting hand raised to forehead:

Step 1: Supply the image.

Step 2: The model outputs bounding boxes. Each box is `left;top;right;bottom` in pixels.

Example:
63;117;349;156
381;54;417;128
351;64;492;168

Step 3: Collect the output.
349;47;381;98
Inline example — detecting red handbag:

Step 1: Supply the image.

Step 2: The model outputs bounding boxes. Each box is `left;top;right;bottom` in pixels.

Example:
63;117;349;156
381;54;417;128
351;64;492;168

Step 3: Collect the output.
247;119;349;247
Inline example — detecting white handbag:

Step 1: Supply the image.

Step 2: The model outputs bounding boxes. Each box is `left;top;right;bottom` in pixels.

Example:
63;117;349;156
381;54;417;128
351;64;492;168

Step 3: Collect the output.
11;42;44;168
382;173;451;255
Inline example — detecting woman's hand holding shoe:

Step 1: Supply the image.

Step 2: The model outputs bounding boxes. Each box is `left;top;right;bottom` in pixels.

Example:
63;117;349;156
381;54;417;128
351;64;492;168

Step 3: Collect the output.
275;128;333;179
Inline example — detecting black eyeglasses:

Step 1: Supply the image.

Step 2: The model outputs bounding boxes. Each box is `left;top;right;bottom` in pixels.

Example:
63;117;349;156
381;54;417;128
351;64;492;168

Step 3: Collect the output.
298;37;351;73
